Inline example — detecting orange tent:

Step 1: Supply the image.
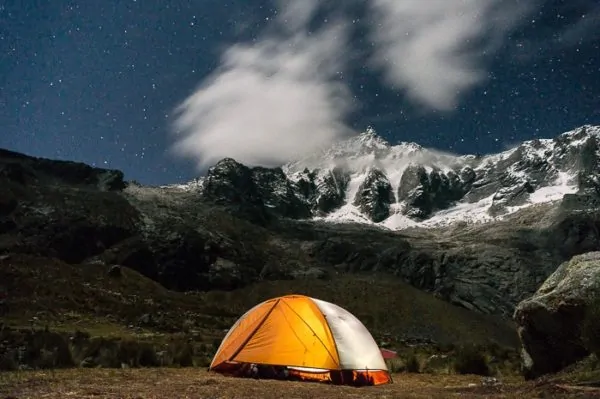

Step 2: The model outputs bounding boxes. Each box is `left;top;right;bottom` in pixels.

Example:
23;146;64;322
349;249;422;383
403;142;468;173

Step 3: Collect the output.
209;294;392;386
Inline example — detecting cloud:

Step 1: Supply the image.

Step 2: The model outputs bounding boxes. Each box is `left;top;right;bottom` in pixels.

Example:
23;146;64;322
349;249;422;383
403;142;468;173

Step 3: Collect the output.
171;1;354;170
172;0;539;170
513;1;600;62
555;4;600;47
368;0;535;110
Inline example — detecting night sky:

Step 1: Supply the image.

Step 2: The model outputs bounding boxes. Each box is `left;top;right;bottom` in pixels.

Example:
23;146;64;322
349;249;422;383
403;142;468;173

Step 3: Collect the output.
1;0;599;185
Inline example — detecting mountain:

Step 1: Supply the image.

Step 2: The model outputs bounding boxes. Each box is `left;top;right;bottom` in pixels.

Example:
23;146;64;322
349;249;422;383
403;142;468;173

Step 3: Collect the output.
2;125;600;321
2;125;600;377
175;125;600;230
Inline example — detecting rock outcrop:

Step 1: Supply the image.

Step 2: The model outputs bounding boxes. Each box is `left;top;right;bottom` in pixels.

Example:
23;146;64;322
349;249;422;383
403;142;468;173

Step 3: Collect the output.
353;168;395;222
201;158;311;223
397;166;472;220
293;167;350;215
514;251;600;378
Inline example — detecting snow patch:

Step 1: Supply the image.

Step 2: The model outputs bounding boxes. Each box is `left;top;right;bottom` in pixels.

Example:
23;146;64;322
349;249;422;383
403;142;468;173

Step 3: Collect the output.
319;171;369;222
159;178;205;192
529;171;577;204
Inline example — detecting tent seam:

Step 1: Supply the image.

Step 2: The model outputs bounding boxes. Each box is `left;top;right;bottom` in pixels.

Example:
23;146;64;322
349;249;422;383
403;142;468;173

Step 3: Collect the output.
281;299;340;369
225;299;280;364
209;300;272;369
310;300;343;370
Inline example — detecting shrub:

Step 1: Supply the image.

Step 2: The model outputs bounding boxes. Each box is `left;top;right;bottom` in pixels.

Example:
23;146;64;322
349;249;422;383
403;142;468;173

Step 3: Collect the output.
170;342;194;367
582;293;600;358
386;358;405;373
0;349;18;371
118;339;142;367
137;344;159;367
422;354;452;374
453;344;490;376
196;355;212;368
405;353;420;373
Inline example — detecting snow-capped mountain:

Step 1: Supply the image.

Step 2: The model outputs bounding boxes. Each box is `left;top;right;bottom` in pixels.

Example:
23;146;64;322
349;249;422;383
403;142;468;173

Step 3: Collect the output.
180;124;600;230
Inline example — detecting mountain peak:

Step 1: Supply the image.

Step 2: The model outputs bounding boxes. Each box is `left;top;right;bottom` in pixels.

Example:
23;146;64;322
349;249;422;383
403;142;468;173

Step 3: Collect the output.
210;124;600;230
354;126;390;148
557;124;600;143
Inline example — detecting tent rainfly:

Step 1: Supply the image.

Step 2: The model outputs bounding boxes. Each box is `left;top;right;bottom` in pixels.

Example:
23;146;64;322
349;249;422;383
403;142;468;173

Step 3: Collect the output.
209;294;392;386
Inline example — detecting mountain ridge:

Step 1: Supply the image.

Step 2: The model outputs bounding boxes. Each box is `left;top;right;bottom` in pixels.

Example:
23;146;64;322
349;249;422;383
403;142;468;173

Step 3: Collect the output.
2;129;600;318
166;124;600;230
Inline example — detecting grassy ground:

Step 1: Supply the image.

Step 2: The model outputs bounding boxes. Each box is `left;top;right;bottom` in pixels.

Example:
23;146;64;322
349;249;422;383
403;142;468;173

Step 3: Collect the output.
1;253;519;348
1;253;524;375
2;254;600;397
1;368;599;399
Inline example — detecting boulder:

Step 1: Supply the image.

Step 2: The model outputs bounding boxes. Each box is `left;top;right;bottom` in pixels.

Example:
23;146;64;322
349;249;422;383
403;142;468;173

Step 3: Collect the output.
514;251;600;378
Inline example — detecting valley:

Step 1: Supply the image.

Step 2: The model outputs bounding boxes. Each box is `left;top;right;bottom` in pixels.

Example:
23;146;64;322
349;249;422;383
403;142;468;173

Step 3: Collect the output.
2;125;600;396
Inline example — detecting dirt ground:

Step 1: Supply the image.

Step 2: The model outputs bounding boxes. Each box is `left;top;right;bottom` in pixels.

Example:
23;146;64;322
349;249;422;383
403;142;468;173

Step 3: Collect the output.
1;369;600;399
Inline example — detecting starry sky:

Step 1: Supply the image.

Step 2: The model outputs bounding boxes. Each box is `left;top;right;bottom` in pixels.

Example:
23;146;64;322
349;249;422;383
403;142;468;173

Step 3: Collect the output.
1;0;599;185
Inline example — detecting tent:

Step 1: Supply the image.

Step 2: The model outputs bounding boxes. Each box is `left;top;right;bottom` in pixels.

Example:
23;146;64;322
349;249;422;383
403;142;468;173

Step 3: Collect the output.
209;294;392;386
380;348;398;360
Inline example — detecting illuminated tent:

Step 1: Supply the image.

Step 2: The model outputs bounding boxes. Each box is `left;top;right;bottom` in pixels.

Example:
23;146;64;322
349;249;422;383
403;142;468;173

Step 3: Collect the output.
209;294;392;386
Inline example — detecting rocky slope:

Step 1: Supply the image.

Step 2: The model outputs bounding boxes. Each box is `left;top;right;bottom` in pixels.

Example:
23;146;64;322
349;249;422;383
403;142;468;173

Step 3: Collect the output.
179;125;600;230
2;131;600;321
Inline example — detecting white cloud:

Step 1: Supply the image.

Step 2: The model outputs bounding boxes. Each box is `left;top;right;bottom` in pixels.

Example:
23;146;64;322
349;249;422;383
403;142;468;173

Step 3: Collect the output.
171;2;354;170
556;4;600;46
513;3;599;62
172;0;538;170
368;0;535;110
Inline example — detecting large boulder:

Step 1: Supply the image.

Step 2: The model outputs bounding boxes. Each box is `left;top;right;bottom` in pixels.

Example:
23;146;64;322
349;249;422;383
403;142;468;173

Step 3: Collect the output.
513;251;600;379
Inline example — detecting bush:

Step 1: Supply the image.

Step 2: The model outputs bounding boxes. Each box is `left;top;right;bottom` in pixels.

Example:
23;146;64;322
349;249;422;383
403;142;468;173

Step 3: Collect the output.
196;355;212;368
422;354;452;374
453;345;490;376
137;344;159;367
405;353;420;373
170;342;194;367
0;349;18;371
0;327;214;370
386;358;404;373
582;294;600;358
0;327;74;370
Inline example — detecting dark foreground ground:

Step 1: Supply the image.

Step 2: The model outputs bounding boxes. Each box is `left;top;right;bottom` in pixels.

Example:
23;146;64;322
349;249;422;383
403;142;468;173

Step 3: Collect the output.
1;369;600;399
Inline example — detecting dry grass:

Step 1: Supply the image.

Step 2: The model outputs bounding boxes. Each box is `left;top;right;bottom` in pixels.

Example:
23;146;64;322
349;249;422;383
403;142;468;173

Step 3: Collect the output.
1;254;518;350
0;368;597;399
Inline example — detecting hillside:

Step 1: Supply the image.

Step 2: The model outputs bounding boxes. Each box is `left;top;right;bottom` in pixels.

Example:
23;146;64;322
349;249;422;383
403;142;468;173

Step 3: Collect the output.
1;125;600;377
0;254;518;349
2;127;600;319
